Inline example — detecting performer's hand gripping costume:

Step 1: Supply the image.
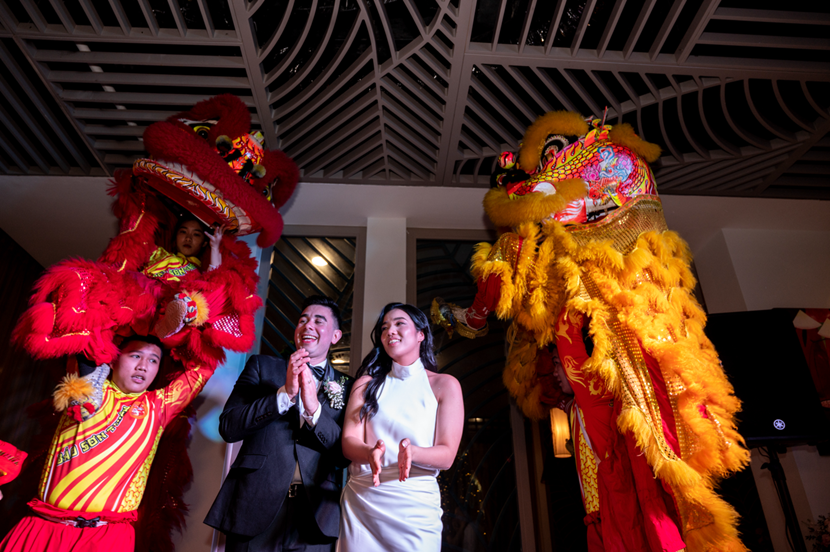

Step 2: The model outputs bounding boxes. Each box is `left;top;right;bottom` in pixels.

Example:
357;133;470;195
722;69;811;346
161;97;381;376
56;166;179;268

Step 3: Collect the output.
432;112;750;552
13;93;298;373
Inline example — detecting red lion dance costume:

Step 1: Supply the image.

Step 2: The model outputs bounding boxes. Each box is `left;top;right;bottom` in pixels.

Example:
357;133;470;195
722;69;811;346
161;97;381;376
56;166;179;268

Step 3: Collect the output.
13;93;297;371
433;112;749;551
7;95;298;551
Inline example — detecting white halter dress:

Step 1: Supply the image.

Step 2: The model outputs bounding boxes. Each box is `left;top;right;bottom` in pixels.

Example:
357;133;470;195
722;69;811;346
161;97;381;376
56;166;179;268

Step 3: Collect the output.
337;358;442;552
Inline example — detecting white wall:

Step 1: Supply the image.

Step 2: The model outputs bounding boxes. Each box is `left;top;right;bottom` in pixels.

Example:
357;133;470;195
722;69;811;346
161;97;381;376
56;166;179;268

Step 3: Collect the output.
361;218;407;356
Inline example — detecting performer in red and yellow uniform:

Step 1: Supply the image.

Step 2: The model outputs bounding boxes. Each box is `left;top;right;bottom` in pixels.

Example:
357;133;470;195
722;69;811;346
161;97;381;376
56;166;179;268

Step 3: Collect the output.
554;308;686;552
0;335;215;552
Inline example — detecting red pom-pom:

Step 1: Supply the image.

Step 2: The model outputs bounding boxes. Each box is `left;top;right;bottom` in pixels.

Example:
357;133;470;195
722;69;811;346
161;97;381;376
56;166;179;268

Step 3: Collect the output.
66;405;84;423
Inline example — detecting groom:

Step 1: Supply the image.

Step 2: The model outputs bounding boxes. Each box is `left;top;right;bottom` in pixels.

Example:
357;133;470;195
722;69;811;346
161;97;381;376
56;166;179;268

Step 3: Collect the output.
206;295;353;551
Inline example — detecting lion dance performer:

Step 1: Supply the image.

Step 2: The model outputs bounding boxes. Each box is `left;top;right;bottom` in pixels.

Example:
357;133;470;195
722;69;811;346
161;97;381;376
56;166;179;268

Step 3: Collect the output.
432;112;749;551
6;94;298;551
13;93;298;373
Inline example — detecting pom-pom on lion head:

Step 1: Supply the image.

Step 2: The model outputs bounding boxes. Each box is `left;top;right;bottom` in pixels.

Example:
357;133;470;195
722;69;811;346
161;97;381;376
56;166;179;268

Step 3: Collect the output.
134;94;298;248
485;111;661;229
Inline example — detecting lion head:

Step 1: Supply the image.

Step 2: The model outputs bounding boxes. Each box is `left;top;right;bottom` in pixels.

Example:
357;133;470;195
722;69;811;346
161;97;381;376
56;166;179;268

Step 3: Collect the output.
134;94;298;247
484;111;661;229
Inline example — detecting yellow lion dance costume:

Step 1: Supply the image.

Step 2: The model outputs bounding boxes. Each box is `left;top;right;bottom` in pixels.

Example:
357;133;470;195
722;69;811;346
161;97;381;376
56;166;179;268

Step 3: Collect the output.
434;112;749;551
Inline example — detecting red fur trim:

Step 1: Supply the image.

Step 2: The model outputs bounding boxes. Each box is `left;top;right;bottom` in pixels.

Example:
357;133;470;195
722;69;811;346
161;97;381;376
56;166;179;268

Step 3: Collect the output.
164;328;227;371
144;121;288;247
14;260;124;363
259;148;299;210
13;258;162;364
168;93;250;145
99;173;165;271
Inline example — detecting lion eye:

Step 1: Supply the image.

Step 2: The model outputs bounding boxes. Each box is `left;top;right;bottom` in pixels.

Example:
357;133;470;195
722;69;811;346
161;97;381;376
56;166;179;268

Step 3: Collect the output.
545;135;569;156
193;126;210;140
192;125;212;141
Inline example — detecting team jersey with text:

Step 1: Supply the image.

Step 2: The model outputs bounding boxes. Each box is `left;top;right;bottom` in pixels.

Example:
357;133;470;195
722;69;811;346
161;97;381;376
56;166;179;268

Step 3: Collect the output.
143;247;201;283
38;364;213;513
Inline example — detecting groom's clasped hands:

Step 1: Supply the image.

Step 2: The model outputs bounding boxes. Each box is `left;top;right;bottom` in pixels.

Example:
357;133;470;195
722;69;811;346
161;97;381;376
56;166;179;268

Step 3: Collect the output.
286;347;320;416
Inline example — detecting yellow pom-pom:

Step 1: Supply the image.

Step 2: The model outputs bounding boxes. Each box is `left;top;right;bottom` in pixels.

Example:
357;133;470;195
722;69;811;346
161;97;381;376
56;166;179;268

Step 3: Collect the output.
53;373;94;412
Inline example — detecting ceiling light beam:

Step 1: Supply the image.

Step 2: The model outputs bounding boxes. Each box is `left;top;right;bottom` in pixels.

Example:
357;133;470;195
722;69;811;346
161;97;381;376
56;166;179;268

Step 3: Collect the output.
517;0;539;55
107;0;132;35
649;0;686;61
33;48;246;68
47;70;251;88
1;39;95;172
78;0;104;35
711;8;830;25
570;0;598;56
195;0;214;37
623;0;657;60
0;76;71;171
18;0;47;33
756;118;830;193
597;0;627;58
0;128;31;174
59;89;255;107
48;0;76;34
544;0;567;56
167;0;187;37
697;33;830;50
675;0;718;63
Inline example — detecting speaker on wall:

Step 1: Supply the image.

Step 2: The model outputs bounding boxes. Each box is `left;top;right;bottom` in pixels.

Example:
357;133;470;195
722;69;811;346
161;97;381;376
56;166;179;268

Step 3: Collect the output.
706;309;827;447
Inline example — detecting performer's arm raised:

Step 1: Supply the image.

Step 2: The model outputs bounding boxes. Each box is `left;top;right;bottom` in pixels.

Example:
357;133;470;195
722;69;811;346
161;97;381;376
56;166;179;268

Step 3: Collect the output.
159;361;217;427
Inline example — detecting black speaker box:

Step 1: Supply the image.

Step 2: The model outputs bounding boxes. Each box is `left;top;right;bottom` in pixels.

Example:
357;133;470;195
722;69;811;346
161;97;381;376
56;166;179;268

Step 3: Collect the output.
706;309;828;447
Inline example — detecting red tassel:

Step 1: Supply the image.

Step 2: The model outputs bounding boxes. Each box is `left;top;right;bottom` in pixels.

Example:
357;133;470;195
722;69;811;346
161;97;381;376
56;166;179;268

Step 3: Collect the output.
66;405;83;423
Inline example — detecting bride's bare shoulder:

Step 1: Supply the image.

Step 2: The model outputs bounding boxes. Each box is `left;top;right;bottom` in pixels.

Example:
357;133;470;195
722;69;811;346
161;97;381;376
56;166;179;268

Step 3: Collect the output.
426;371;461;400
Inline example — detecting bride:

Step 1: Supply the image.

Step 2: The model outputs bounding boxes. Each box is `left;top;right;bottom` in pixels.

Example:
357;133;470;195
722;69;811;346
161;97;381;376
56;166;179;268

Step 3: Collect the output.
338;303;464;551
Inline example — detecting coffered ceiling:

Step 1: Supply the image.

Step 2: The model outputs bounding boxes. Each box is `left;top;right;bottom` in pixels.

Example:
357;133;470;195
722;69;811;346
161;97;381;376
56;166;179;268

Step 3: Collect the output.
0;0;828;199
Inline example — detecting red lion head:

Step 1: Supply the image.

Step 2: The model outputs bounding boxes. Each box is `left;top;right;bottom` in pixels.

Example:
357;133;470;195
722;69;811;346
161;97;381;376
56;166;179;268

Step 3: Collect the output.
134;94;298;247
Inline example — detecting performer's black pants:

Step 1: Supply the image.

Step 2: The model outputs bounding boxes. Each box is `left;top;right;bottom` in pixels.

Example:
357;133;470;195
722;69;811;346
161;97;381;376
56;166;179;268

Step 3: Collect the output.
224;490;336;552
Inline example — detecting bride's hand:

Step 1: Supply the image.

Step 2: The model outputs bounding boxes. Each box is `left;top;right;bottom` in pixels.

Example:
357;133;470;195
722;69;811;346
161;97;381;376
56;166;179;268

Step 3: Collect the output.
398;438;413;482
370;440;385;487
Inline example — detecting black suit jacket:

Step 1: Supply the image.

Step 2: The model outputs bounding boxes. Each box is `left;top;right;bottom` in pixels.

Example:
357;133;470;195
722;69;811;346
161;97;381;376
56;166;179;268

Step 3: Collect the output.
204;354;352;539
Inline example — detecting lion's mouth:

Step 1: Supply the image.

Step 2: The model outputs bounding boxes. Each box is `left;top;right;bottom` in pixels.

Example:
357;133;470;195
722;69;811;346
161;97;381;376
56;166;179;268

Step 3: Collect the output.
133;158;254;235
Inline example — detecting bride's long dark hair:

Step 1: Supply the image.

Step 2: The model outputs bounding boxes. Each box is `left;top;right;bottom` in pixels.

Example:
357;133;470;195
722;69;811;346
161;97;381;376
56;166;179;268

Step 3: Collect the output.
356;302;437;421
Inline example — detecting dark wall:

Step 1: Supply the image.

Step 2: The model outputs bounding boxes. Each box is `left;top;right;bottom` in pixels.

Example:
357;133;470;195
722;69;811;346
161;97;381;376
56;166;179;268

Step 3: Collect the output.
0;229;63;535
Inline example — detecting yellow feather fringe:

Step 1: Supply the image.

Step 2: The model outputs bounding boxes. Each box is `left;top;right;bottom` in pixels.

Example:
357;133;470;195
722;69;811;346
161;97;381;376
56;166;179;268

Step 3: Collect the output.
53;373;94;412
518;111;589;171
608;123;662;163
471;213;750;551
482;179;588;228
190;290;210;327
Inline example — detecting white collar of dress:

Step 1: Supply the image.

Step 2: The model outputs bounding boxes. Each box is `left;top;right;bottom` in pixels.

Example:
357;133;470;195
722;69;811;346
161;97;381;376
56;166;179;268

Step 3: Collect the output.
390;358;424;379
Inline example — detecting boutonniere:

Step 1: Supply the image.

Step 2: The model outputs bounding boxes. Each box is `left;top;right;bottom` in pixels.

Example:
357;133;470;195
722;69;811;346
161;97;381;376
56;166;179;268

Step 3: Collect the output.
323;376;347;409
